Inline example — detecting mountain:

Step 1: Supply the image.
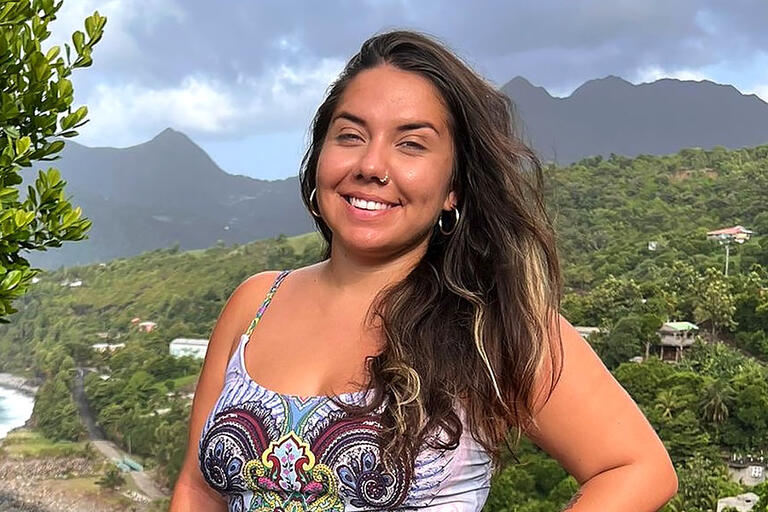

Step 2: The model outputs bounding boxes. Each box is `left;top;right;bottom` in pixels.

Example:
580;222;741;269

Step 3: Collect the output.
19;76;768;269
501;75;768;164
21;128;315;269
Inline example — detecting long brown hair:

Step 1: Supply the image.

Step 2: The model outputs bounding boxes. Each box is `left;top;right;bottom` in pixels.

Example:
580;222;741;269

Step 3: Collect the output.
298;29;564;473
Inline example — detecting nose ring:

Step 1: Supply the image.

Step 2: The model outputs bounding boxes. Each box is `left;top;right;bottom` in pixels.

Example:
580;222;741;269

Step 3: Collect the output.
377;171;390;185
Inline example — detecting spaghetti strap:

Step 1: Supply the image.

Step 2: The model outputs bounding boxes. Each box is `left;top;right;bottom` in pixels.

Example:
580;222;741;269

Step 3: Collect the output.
244;269;292;338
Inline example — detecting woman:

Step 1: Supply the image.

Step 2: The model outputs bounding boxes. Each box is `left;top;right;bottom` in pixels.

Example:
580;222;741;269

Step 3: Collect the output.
170;30;677;511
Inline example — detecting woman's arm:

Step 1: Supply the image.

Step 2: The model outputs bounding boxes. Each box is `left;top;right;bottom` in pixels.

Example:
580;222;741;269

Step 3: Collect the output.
168;271;282;512
522;314;678;511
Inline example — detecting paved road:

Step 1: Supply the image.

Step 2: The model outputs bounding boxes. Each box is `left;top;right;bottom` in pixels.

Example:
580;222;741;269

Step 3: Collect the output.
74;367;168;502
73;368;105;440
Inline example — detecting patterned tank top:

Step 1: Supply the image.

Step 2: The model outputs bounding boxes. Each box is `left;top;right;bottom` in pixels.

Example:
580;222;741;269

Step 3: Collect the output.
198;269;494;511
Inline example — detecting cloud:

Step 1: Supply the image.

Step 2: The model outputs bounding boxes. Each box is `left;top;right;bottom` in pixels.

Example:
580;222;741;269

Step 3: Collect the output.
77;58;345;147
634;66;710;84
748;84;768;104
48;0;186;76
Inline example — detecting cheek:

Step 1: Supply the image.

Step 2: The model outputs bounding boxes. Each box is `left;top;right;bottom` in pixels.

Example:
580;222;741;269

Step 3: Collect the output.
317;145;355;184
399;159;453;205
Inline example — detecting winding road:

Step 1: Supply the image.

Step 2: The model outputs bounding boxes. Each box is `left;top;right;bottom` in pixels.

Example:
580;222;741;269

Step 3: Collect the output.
73;367;167;502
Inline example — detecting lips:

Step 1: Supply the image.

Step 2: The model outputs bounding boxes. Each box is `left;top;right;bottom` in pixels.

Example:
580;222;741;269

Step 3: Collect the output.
340;191;400;206
339;192;401;217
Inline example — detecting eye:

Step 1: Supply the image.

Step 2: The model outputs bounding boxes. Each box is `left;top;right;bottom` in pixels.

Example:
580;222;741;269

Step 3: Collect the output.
401;140;426;151
336;133;362;142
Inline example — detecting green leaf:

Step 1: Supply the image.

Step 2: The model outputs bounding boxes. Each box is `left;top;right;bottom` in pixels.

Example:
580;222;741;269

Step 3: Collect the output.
47;167;61;186
85;16;96;39
29;51;50;82
15;136;31;156
1;270;23;291
45;46;60;61
60;106;86;131
71;105;87;124
72;30;84;53
3;126;20;138
0;187;16;199
26;185;37;205
57;77;73;99
45;140;65;156
60;208;81;228
14;209;34;228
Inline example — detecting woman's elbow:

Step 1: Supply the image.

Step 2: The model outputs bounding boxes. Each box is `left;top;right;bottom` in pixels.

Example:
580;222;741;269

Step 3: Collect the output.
648;449;679;503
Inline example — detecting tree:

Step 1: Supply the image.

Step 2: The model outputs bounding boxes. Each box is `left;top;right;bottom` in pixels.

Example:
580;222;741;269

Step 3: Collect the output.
661;453;740;512
591;313;662;369
96;464;125;490
699;377;736;425
613;357;677;404
655;389;681;420
0;1;106;321
693;267;737;340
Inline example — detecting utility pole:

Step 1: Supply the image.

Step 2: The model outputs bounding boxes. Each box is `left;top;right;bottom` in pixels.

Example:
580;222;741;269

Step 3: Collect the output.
706;226;753;276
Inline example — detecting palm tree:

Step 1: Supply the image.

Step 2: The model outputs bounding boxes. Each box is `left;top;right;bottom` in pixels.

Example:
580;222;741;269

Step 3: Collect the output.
699;378;736;425
654;389;680;419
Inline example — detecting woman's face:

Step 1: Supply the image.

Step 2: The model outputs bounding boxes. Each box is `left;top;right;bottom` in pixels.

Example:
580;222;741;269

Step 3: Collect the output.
316;64;456;260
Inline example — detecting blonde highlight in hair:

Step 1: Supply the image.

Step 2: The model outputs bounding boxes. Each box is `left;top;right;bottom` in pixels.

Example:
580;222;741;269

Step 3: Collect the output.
299;29;565;474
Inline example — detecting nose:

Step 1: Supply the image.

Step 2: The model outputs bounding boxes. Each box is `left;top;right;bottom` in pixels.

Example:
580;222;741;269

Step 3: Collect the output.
356;137;389;184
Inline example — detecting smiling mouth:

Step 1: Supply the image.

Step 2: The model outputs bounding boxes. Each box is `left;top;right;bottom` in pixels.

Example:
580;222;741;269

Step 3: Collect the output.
342;195;401;211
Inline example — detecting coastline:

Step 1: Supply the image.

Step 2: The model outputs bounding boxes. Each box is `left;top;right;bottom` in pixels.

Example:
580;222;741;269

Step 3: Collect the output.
0;373;39;397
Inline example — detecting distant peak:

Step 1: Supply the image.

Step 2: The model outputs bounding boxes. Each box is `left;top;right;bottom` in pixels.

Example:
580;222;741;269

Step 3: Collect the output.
586;75;634;87
509;75;534;86
146;127;199;148
501;76;553;100
570;75;634;97
601;74;631;83
152;127;182;140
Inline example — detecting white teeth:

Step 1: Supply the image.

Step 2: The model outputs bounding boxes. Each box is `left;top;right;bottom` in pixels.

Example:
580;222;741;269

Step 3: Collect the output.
348;196;394;211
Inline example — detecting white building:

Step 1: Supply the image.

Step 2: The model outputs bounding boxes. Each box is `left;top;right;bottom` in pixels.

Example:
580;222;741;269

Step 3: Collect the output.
727;453;766;486
717;492;759;512
170;338;209;359
573;326;605;340
92;343;125;353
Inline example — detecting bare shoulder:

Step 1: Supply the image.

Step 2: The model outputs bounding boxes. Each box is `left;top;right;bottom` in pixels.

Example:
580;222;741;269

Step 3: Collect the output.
222;271;284;357
171;269;286;501
522;313;673;487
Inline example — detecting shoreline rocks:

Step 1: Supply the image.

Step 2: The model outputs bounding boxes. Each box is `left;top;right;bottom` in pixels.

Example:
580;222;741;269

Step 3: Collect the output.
0;373;39;397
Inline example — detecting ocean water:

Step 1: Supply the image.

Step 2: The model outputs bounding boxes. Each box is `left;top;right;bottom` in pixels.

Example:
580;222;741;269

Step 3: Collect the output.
0;387;34;440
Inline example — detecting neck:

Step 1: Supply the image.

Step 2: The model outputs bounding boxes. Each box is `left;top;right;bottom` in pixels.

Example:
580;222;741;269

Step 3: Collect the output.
320;237;429;299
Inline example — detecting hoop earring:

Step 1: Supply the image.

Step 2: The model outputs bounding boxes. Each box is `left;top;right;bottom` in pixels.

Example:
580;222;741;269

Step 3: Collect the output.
308;187;321;218
438;206;460;235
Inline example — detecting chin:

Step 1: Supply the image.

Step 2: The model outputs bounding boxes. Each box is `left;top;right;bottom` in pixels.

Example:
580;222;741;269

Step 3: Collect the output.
334;230;396;252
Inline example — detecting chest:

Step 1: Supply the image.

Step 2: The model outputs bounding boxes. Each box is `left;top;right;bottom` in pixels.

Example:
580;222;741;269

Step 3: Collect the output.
198;383;465;511
243;295;383;397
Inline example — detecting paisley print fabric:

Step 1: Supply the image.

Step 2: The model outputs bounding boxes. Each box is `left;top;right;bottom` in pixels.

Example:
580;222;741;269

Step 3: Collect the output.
198;269;493;511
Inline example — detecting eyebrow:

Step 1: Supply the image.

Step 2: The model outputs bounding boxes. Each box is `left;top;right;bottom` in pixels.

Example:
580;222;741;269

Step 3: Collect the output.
332;111;441;136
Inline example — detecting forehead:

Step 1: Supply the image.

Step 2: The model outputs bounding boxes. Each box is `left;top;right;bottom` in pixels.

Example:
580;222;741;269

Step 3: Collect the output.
334;65;450;128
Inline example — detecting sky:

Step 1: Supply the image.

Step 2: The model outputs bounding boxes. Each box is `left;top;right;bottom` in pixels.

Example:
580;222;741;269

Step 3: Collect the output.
46;0;768;180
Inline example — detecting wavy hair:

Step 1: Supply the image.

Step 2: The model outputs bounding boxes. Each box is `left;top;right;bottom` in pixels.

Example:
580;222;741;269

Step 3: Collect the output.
298;29;564;473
